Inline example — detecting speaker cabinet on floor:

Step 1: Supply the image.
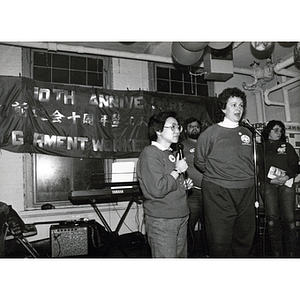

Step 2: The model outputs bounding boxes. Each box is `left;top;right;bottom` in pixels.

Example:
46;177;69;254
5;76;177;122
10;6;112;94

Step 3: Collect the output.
50;223;89;257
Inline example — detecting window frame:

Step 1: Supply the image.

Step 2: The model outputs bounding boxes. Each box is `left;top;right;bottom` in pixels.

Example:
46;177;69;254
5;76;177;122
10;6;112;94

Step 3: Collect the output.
26;154;110;209
31;49;111;89
153;62;208;96
24;47;117;210
25;154;138;210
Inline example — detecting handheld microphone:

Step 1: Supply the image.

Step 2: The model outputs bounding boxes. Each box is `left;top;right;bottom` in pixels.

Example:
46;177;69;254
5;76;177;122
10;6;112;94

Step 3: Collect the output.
177;143;184;160
176;143;187;179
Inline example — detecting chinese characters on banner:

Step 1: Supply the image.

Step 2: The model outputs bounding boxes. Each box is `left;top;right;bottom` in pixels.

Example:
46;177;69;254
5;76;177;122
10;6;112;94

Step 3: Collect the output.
0;76;213;158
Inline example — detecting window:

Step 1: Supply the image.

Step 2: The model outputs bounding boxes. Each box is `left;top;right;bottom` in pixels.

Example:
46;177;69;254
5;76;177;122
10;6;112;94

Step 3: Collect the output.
33;51;105;87
30;154;105;208
156;64;208;96
27;155;138;209
25;48;114;209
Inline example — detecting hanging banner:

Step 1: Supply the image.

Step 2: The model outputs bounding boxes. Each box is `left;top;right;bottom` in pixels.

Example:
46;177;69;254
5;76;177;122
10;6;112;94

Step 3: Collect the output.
0;76;214;158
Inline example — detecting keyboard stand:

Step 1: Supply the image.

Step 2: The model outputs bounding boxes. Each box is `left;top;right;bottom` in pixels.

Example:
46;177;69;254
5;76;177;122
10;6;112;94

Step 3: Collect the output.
89;197;141;257
90;201;113;233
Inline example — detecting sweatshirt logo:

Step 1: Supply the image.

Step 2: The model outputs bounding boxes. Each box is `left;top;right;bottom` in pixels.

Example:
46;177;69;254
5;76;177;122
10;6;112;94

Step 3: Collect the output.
277;144;286;154
240;134;251;145
169;154;176;162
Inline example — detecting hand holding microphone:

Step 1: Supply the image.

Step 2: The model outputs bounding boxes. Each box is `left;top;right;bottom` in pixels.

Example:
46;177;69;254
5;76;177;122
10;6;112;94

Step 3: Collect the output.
175;143;188;174
175;158;188;174
176;143;193;190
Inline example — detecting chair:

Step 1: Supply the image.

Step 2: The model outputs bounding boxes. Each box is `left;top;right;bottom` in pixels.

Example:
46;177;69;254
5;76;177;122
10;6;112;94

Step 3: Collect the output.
0;202;39;258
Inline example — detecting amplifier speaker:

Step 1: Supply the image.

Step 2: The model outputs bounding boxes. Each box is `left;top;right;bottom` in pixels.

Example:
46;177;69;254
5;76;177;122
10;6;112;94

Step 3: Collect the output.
50;223;89;257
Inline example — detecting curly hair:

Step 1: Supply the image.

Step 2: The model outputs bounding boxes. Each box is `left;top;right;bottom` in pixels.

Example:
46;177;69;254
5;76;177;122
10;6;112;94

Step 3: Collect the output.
148;111;178;141
217;87;247;112
262;120;286;142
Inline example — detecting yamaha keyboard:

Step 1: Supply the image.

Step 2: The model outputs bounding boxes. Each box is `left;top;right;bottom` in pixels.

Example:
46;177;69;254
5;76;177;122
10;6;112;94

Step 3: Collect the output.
69;181;144;240
69;181;143;205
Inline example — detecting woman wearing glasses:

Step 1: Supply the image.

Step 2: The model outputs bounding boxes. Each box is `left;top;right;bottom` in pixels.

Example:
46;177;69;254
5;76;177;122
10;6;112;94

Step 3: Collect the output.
194;87;256;257
137;111;193;258
258;120;299;257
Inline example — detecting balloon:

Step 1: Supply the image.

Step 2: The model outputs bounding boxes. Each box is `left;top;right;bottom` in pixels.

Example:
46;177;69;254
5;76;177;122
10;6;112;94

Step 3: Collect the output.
208;42;231;50
180;42;208;52
172;42;204;66
294;42;300;65
251;42;273;51
278;42;296;48
250;42;274;59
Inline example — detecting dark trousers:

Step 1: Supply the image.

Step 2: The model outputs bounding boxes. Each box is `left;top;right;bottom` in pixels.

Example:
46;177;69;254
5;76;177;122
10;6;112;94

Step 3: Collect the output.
260;182;297;255
187;188;206;255
202;180;256;257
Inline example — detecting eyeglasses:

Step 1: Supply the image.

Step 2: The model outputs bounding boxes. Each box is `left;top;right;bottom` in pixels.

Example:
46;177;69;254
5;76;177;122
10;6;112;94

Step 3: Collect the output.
271;128;283;134
164;124;183;132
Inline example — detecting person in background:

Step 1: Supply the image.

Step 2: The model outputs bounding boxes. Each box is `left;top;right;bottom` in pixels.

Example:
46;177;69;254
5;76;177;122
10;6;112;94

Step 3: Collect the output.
136;111;193;258
194;87;256;257
257;120;299;257
181;117;206;256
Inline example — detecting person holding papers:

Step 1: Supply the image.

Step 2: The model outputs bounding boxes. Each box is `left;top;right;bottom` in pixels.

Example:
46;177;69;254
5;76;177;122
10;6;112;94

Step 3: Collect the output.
258;120;299;257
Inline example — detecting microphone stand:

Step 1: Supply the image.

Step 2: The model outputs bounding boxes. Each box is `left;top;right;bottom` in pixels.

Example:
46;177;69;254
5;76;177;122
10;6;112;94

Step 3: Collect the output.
242;120;263;257
251;129;262;257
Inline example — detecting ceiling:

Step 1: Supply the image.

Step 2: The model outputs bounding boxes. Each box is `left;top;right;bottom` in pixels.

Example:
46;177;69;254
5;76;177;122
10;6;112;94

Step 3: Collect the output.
61;41;298;70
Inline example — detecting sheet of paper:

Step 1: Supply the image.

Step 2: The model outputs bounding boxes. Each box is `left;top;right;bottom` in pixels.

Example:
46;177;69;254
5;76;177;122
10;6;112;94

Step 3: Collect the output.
111;161;135;189
267;166;286;179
